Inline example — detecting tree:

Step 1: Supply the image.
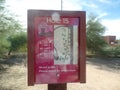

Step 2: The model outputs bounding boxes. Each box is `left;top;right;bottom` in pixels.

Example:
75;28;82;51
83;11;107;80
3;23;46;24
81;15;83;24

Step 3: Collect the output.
7;32;27;55
86;14;107;54
0;0;22;55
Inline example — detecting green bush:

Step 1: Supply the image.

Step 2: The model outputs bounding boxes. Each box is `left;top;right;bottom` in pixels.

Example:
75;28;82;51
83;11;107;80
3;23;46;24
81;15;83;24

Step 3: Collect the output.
113;46;120;57
99;46;120;57
7;32;27;55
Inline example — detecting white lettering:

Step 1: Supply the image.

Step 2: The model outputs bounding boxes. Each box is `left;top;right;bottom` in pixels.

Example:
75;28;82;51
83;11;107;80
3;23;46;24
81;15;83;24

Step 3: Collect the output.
46;17;70;24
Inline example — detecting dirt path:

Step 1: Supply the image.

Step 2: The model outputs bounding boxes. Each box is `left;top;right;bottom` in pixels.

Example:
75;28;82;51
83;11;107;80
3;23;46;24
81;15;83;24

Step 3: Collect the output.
68;61;120;90
0;57;120;90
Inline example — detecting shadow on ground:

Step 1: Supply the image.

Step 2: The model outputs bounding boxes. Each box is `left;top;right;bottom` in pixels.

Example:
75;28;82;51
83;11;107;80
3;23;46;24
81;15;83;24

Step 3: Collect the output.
87;57;120;72
0;54;27;72
0;54;27;66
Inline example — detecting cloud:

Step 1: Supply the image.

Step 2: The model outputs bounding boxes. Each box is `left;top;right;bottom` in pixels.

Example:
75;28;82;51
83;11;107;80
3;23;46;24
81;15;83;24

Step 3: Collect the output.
82;2;98;8
99;0;111;3
6;0;62;11
97;12;108;19
24;0;61;10
6;0;63;27
5;0;120;40
102;19;120;39
63;0;82;10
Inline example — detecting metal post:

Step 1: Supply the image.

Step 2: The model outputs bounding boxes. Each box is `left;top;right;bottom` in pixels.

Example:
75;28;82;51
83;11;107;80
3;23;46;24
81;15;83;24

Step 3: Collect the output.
61;0;63;11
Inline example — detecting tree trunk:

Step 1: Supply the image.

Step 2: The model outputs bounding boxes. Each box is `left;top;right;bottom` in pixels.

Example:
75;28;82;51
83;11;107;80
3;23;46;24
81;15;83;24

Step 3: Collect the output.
48;84;67;90
8;49;12;55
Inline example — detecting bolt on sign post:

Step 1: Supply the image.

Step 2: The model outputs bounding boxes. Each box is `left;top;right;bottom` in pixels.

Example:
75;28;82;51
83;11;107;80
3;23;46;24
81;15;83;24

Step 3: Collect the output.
27;10;86;88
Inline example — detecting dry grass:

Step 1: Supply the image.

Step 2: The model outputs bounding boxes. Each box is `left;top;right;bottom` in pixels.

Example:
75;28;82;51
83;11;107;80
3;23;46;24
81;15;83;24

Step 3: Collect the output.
0;56;120;90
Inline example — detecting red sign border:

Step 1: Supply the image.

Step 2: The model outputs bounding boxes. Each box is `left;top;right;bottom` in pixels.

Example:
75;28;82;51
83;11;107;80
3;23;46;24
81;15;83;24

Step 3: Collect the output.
27;10;86;86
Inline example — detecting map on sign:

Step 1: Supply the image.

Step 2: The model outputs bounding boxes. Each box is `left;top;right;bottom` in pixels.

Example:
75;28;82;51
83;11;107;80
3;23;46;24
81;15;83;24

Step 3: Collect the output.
54;25;78;65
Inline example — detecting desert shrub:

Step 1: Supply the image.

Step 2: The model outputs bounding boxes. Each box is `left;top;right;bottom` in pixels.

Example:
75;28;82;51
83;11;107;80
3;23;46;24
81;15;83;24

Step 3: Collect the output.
113;46;120;57
99;46;120;57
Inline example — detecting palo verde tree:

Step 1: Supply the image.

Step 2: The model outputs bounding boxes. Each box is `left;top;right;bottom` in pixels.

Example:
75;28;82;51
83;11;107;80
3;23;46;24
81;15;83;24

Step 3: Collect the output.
7;32;27;55
86;13;107;54
0;0;22;54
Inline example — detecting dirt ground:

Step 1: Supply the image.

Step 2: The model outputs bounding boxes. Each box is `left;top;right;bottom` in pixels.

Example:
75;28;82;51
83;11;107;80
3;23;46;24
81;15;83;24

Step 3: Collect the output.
0;55;120;90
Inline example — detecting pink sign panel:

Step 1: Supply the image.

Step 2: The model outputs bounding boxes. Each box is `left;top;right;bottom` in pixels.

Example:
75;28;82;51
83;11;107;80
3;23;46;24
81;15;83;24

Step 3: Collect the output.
34;17;79;84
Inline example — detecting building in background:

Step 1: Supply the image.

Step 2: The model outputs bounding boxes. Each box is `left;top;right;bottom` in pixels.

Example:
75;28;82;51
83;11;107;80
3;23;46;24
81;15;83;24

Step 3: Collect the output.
103;36;117;46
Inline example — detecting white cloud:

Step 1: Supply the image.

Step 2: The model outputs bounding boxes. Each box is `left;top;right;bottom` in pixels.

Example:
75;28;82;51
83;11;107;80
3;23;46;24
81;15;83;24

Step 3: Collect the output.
102;19;120;39
82;2;98;8
5;0;61;27
6;0;62;12
100;13;108;18
63;0;82;10
97;12;108;19
5;0;120;40
6;0;83;27
99;0;110;3
25;0;61;10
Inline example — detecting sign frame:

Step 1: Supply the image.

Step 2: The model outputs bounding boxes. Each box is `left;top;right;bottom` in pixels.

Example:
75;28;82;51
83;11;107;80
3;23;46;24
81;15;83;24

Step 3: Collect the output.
27;10;86;86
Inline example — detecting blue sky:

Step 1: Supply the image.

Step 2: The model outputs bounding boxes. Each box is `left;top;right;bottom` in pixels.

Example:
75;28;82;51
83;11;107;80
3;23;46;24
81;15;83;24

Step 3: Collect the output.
81;0;120;20
6;0;120;39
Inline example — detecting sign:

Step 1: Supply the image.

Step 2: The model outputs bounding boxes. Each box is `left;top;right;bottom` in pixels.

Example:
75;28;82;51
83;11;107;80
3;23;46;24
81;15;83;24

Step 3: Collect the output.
28;10;86;86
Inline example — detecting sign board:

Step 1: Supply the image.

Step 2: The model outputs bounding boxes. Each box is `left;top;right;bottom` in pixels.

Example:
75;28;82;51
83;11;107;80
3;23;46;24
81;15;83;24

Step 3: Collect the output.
28;10;86;86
